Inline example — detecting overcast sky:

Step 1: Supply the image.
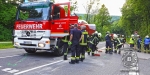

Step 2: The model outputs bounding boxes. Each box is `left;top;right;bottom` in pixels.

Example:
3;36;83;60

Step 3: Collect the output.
54;0;126;16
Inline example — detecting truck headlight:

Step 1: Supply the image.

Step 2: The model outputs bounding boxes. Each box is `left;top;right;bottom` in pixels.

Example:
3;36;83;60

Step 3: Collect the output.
38;43;45;47
15;42;19;46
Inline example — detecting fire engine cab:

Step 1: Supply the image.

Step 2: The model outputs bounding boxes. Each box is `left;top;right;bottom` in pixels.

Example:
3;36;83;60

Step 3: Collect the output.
13;0;95;56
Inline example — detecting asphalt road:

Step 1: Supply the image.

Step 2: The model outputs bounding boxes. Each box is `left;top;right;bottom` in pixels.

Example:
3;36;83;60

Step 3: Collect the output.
0;42;150;75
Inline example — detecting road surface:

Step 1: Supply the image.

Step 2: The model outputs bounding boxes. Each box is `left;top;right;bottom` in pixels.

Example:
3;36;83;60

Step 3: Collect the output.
0;42;150;75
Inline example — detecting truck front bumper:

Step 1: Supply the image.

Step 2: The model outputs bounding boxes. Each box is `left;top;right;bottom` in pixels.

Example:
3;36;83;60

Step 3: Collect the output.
13;37;51;50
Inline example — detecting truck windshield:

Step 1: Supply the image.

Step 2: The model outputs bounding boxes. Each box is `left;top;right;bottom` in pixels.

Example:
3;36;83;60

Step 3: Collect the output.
17;7;50;21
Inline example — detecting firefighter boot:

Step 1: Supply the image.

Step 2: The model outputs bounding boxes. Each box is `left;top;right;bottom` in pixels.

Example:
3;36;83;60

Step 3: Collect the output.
64;55;67;60
114;50;117;53
109;49;113;54
118;50;121;54
105;49;108;54
69;60;75;64
80;58;84;62
88;52;90;55
92;53;94;56
76;59;79;63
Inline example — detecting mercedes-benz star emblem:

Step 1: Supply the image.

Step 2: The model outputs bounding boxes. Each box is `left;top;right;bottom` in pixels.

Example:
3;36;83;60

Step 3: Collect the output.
26;31;30;36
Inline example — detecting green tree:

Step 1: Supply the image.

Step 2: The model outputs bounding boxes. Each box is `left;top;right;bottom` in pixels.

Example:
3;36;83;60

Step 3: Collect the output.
120;0;150;37
83;0;100;23
94;4;112;33
0;0;17;41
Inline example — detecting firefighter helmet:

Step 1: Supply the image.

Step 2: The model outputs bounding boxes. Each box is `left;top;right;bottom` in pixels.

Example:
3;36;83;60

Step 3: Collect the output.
98;33;102;37
146;35;149;38
106;31;110;34
113;34;118;39
95;31;98;34
131;35;134;37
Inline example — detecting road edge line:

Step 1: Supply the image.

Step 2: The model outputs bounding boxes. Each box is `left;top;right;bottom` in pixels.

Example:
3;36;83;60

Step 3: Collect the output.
14;60;63;75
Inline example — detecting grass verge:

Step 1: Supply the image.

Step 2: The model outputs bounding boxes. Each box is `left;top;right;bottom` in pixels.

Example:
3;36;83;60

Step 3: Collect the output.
0;43;14;49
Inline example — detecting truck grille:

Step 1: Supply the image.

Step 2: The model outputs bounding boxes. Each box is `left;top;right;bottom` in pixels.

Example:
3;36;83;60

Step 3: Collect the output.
21;30;36;37
18;38;41;40
20;43;37;46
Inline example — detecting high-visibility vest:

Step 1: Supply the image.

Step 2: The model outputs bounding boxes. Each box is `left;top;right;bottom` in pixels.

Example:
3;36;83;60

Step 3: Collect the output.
62;36;69;42
80;31;89;45
129;38;134;44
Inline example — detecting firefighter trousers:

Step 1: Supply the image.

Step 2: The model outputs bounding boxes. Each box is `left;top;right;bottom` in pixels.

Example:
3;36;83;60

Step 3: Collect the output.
106;40;113;53
70;42;80;63
58;41;68;55
91;44;97;56
79;45;87;59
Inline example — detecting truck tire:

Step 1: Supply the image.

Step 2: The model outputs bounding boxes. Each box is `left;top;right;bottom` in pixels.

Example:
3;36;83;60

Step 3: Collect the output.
24;48;37;53
53;38;63;56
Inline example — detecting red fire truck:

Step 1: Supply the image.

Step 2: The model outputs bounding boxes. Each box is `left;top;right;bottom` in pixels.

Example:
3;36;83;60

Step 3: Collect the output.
13;0;95;56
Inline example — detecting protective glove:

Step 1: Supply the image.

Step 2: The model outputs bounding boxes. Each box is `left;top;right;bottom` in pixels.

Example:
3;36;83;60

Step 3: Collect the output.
68;41;72;46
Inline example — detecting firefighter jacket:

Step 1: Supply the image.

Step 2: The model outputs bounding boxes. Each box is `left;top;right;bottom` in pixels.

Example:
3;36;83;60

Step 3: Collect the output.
80;30;89;46
144;38;150;45
61;35;70;42
114;38;122;47
90;34;99;45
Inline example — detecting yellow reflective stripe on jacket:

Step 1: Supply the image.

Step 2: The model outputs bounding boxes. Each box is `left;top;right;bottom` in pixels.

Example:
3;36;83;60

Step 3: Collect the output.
62;36;68;42
80;31;88;45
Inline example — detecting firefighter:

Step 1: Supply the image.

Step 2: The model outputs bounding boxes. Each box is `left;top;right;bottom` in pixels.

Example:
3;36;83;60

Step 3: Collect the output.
122;35;126;48
55;25;74;60
79;25;89;62
89;32;99;56
105;31;113;54
129;35;135;48
137;35;142;52
144;35;150;53
68;24;82;64
87;36;92;55
113;34;123;54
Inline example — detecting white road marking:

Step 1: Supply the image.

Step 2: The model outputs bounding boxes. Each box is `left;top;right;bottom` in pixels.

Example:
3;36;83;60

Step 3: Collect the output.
14;60;63;75
8;69;19;73
2;68;12;71
0;55;20;59
2;68;19;73
0;66;2;67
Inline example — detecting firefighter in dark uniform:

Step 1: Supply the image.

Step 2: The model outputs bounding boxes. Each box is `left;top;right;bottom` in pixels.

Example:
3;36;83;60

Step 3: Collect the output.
55;25;74;60
60;36;69;60
105;31;113;54
79;25;89;62
89;32;99;56
69;24;82;64
113;34;123;54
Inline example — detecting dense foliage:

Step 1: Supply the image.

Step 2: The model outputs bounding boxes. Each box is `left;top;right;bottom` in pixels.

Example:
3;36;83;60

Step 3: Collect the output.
0;0;17;41
1;0;150;41
120;0;150;38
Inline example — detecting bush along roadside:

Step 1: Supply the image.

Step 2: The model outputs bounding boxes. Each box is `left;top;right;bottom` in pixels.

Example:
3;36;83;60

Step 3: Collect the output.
0;43;14;49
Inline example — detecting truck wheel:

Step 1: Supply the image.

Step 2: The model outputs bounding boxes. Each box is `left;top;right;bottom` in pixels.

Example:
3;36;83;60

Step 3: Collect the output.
25;48;37;53
53;38;63;56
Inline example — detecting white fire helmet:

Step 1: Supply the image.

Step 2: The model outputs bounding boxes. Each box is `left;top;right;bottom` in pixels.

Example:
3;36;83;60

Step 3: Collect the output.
95;31;98;34
131;35;134;37
113;34;118;39
146;35;149;38
98;33;102;37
